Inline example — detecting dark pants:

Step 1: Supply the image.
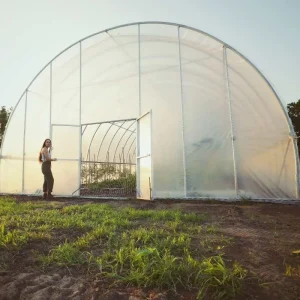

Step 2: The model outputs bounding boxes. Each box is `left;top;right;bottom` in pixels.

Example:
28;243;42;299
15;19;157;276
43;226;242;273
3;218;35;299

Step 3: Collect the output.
42;161;54;193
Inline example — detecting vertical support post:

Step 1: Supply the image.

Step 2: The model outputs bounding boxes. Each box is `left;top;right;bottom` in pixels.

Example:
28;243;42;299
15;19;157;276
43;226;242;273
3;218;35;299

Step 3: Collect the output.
49;62;52;140
290;132;300;199
137;24;141;197
287;111;300;199
223;46;238;197
138;24;141;116
136;118;140;198
78;42;82;197
293;138;300;200
150;109;154;199
293;136;300;199
178;26;187;198
22;90;28;193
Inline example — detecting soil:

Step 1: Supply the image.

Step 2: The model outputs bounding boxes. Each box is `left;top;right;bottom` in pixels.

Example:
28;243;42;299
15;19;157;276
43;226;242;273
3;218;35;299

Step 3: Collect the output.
0;196;300;300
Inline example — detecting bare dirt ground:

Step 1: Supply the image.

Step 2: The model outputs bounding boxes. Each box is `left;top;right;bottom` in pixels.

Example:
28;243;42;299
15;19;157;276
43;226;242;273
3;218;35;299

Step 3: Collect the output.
0;196;300;300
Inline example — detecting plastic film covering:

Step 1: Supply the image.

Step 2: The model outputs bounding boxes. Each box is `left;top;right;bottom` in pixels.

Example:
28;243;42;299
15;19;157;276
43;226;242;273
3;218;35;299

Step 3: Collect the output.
226;48;296;199
52;160;80;196
0;95;26;193
140;24;185;198
51;44;80;125
81;25;139;124
180;28;236;198
0;22;297;200
51;125;80;195
23;66;50;194
137;113;152;199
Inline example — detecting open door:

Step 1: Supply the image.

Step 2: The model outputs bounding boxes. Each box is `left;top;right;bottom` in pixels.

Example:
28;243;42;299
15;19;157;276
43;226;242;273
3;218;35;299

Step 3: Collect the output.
51;124;81;196
136;111;153;200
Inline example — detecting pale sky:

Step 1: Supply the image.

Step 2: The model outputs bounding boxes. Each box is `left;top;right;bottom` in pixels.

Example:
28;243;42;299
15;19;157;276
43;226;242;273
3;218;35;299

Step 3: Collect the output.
0;0;299;110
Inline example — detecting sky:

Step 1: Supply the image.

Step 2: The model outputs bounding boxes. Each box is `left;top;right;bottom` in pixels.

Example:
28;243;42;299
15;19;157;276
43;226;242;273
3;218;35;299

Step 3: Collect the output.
0;0;299;110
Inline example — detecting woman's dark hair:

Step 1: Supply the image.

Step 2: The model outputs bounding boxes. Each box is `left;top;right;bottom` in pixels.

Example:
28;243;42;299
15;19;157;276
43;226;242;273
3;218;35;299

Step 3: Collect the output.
38;139;51;162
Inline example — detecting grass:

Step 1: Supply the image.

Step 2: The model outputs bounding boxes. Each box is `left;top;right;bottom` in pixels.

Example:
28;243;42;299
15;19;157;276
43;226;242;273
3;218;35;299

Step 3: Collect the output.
0;196;247;299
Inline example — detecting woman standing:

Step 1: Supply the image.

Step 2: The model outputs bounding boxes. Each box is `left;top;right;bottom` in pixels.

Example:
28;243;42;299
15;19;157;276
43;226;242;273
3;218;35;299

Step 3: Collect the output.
39;139;57;199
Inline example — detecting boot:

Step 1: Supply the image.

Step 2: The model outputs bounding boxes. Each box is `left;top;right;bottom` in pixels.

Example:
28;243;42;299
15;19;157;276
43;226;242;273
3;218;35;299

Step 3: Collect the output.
47;192;54;199
42;192;47;200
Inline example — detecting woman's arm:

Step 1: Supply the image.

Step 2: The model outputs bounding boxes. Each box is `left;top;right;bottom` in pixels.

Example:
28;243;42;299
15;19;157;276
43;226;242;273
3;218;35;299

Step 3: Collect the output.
42;148;57;161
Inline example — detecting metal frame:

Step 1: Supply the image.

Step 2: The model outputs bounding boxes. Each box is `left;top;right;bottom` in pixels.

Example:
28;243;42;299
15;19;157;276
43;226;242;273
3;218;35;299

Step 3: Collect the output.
81;119;137;163
127;137;136;162
1;21;298;199
136;114;140;200
82;125;88;135
49;63;52;140
96;123;114;161
82;118;136;126
51;124;80;127
21;90;28;193
85;124;101;161
113;120;136;162
178;26;187;197
136;110;153;200
54;120;137;159
79;42;82;196
138;24;141;116
80;119;137;197
107;121;126;155
292;135;300;198
150;109;154;199
223;46;238;197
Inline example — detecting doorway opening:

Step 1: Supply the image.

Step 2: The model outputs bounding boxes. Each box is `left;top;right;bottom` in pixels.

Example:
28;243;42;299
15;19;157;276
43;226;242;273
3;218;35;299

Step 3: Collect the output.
80;119;137;198
52;112;152;199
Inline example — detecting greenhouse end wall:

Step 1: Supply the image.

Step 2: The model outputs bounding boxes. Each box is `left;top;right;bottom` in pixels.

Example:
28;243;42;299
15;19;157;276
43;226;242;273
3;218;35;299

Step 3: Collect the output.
0;22;298;200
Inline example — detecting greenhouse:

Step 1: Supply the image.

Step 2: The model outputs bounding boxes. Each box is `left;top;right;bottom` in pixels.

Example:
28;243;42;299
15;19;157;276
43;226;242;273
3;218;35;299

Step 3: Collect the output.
0;22;298;200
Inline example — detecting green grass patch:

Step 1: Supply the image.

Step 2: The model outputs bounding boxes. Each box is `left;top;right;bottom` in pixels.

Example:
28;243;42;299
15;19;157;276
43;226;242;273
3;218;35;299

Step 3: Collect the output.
0;196;246;299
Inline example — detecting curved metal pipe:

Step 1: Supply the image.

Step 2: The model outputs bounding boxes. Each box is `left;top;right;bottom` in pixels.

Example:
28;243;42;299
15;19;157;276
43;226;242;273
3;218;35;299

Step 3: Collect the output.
122;130;136;163
82;125;88;136
113;120;136;162
126;137;136;162
96;122;114;161
85;123;101;161
107;121;126;159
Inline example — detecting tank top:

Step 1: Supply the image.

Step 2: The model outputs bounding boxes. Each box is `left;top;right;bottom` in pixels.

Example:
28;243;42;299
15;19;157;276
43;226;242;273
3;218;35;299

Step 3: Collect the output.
41;150;51;162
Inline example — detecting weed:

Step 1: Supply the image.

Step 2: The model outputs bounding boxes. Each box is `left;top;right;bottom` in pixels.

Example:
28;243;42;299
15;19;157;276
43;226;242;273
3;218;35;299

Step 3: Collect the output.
285;264;300;277
0;225;28;249
41;241;85;266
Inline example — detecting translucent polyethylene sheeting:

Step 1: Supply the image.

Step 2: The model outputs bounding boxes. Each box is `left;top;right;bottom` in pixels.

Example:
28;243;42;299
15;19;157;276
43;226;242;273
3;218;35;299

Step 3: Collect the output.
0;22;297;199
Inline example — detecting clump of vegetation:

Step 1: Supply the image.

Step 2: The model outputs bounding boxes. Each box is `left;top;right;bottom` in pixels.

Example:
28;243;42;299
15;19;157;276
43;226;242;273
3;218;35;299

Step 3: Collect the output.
285;263;300;277
87;173;136;192
81;163;136;195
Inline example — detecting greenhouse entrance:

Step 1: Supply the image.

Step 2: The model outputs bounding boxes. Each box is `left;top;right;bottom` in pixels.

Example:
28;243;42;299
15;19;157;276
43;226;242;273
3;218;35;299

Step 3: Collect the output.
51;111;152;199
